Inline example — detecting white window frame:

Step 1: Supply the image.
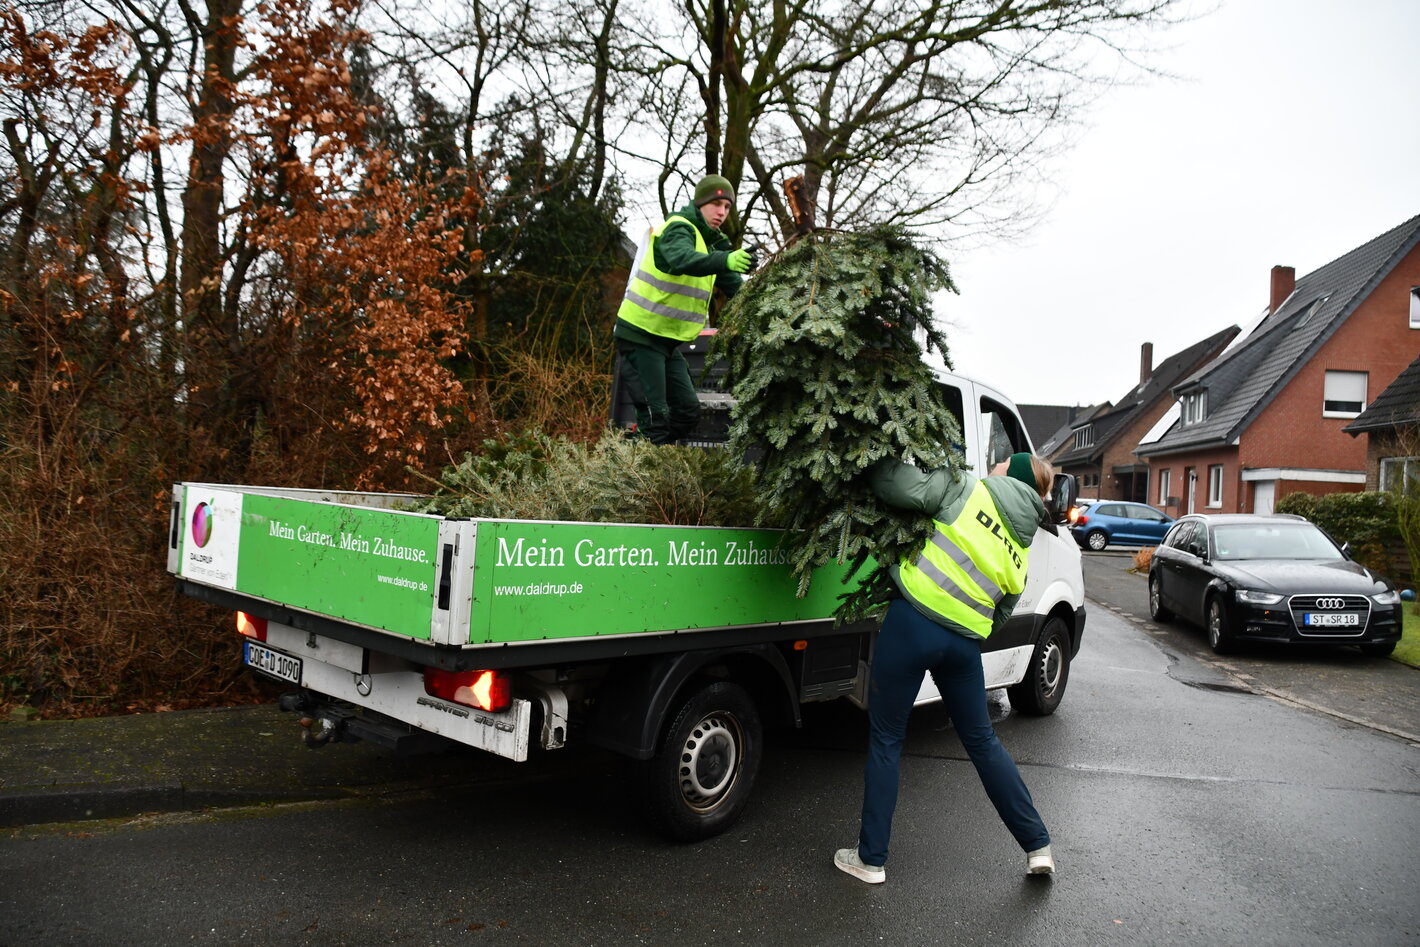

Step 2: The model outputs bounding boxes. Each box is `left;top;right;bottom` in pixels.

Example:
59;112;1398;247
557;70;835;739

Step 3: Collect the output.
1207;464;1224;508
1380;456;1420;492
1410;286;1420;329
1181;390;1207;425
1073;426;1094;449
1322;370;1367;418
1158;468;1171;506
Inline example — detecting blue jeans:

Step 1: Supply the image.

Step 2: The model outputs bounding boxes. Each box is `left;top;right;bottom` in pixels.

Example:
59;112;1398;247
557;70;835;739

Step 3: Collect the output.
858;599;1050;866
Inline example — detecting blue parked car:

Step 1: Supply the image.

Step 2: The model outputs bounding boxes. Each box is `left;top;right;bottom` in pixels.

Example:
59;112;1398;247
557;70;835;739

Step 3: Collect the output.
1071;501;1175;551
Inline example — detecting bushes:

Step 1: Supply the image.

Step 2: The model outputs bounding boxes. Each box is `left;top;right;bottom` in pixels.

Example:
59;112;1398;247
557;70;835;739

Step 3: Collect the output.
1276;491;1409;581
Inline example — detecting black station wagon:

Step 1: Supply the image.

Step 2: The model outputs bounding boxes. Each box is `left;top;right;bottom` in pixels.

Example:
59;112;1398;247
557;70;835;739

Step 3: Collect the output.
1147;513;1404;656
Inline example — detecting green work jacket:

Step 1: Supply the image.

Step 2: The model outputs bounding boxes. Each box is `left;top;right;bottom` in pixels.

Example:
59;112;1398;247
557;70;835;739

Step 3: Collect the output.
870;458;1046;639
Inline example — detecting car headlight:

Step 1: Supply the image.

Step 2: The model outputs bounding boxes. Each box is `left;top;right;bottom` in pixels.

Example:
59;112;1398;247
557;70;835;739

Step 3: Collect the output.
1235;589;1283;606
1372;589;1401;605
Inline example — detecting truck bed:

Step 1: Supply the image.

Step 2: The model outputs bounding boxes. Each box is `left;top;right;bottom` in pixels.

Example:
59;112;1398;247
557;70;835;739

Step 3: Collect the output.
169;483;862;662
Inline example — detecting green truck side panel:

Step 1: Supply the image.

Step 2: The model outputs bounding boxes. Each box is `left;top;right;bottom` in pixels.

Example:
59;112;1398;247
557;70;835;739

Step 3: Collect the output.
467;520;859;644
175;486;868;646
177;486;441;639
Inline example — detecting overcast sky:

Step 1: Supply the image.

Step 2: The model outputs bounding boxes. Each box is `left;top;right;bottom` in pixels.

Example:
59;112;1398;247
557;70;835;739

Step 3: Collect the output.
940;0;1420;410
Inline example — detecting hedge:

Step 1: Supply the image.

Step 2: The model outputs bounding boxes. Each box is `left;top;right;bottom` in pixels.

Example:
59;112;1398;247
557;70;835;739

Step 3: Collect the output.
1275;491;1411;583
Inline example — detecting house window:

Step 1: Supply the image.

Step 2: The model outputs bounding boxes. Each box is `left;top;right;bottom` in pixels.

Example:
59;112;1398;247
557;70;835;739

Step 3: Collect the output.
1072;426;1094;449
1380;456;1420;492
1181;390;1207;425
1208;465;1224;507
1411;287;1420;329
1158;468;1171;506
1322;370;1367;418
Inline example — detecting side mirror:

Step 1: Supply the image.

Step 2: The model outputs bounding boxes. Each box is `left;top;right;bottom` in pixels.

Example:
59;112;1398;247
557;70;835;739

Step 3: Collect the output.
1046;472;1077;525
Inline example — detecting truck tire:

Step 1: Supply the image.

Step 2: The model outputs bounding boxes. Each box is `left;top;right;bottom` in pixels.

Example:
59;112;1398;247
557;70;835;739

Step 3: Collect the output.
1006;616;1071;716
641;681;762;842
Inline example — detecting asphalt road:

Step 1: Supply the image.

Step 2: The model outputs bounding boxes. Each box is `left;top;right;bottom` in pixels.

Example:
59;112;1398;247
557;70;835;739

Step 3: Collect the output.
3;607;1418;946
1080;548;1420;742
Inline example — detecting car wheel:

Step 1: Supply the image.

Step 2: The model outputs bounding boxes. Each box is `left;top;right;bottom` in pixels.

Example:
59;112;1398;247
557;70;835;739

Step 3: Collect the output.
1148;572;1174;623
1359;641;1396;658
1086;529;1108;552
1206;594;1234;654
1007;616;1071;716
640;681;762;842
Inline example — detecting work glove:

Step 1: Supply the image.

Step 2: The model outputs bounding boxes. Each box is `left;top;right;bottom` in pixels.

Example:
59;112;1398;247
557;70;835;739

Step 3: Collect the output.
727;248;756;274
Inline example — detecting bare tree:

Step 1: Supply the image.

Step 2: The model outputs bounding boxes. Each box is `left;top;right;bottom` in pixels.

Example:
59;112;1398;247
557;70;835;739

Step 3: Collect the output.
622;0;1186;244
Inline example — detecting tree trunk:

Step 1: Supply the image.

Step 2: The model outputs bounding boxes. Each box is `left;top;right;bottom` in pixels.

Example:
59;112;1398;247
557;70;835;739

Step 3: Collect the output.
178;0;241;456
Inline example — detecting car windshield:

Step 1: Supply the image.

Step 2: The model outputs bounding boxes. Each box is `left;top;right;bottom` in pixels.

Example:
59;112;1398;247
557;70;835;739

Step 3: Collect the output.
1211;522;1343;561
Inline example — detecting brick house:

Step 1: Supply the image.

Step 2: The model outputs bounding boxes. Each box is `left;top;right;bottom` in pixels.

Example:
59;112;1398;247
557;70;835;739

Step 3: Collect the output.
1053;329;1238;502
1342;351;1420;490
1136;213;1420;514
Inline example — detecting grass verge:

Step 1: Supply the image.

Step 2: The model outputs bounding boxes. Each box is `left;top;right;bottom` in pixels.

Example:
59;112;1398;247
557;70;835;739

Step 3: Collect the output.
1394;606;1420;669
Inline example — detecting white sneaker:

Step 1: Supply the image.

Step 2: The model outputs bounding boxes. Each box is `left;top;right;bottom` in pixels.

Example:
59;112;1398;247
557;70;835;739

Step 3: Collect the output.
1027;845;1055;875
834;848;886;884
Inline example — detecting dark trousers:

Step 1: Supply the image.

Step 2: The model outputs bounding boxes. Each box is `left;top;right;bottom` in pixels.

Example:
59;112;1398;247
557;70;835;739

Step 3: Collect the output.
858;599;1050;866
616;333;700;444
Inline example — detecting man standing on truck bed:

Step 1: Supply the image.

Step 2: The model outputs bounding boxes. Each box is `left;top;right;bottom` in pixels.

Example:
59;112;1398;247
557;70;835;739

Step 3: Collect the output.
615;174;754;444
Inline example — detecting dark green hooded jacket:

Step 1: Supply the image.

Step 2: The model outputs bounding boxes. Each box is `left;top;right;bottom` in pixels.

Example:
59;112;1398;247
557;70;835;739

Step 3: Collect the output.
870;458;1046;638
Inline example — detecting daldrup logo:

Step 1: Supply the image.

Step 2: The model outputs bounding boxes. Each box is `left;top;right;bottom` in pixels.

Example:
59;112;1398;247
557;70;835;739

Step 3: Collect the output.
192;501;214;548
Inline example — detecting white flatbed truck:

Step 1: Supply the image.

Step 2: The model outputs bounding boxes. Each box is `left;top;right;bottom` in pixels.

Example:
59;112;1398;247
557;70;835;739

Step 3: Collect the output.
168;366;1085;840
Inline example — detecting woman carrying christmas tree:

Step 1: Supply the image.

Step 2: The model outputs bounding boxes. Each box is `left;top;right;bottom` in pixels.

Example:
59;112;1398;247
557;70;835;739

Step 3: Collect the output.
835;452;1057;884
614;174;754;444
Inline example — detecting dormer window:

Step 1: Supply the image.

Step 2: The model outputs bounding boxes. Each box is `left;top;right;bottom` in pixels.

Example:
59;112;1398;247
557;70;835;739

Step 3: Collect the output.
1295;295;1328;328
1181;390;1207;425
1072;426;1093;449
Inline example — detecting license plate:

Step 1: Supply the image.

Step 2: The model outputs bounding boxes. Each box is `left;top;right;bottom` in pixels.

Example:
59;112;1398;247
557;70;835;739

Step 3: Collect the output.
1303;613;1360;627
244;641;303;683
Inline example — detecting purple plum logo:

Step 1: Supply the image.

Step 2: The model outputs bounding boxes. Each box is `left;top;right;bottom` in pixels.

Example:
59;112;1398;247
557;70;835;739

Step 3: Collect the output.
192;501;214;548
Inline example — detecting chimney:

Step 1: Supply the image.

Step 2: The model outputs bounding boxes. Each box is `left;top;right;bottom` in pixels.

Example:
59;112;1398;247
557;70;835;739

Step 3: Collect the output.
1140;342;1153;384
1269;265;1296;314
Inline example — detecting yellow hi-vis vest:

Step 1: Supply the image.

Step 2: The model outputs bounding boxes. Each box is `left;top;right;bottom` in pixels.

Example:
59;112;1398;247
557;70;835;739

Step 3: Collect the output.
617;216;716;342
898;481;1029;639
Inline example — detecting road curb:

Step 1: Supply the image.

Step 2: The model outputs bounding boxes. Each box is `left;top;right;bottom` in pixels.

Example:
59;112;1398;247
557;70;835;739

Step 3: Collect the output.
1255;688;1420;744
0;784;349;829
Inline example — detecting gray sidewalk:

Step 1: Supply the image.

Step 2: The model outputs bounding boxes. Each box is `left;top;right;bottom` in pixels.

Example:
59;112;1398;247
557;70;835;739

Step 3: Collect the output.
0;704;526;828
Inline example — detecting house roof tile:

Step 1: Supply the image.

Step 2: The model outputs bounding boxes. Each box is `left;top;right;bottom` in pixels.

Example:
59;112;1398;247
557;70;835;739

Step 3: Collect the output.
1054;325;1239;466
1343;352;1420;433
1142;212;1420;456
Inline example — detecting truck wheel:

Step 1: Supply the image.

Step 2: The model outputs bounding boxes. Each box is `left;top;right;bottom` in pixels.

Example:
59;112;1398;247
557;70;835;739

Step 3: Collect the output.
641;681;762;842
1007;616;1071;716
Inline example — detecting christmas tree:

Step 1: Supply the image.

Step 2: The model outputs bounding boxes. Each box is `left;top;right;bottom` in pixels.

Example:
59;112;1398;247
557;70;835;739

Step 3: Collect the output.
712;226;965;620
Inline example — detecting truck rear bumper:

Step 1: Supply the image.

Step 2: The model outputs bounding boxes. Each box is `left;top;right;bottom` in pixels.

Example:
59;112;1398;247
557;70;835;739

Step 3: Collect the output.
252;622;535;762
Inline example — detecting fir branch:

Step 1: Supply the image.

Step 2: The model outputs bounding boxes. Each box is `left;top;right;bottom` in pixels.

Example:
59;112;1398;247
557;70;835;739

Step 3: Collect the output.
711;226;963;621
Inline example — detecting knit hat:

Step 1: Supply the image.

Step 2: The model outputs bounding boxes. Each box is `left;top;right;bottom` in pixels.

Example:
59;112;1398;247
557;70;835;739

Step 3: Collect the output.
1005;452;1037;491
693;174;735;207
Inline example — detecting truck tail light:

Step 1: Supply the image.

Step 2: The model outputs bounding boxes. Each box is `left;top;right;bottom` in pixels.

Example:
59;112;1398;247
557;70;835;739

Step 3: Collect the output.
236;611;268;642
423;668;511;713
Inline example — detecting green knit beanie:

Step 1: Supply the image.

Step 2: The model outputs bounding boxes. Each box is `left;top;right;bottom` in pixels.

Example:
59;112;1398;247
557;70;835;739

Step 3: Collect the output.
1006;452;1037;491
693;174;735;207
